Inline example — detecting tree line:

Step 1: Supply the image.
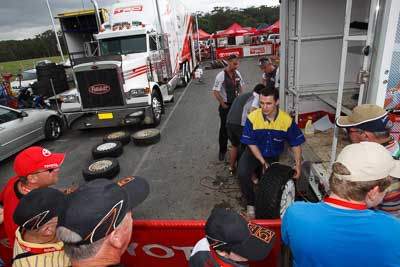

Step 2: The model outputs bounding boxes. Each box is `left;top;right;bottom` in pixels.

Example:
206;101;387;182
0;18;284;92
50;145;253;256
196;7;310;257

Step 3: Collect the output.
197;5;280;34
0;5;279;63
0;30;67;63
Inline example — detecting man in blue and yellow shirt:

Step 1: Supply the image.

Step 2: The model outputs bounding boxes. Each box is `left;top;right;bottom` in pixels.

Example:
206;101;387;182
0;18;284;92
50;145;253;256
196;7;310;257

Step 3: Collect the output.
238;87;305;218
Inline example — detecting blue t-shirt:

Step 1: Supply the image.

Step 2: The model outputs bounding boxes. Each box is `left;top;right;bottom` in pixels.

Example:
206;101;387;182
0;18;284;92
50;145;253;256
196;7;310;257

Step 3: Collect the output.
282;201;400;267
241;109;305;157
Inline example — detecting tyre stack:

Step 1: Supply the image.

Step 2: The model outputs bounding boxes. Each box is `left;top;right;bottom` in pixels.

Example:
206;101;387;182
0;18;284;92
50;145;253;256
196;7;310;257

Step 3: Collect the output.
34;63;69;97
82;131;131;182
82;129;161;182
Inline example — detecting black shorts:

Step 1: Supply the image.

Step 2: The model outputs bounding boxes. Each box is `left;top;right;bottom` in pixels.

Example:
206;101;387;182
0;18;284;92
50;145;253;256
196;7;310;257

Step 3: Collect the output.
227;123;243;147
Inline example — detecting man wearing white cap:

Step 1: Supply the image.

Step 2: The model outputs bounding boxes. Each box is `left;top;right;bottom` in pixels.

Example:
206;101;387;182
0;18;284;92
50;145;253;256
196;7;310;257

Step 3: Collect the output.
336;104;400;217
282;142;400;267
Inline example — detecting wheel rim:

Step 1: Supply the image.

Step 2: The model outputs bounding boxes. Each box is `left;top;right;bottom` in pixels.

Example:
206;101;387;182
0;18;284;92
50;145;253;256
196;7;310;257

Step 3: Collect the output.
49;120;61;138
107;131;126;139
280;179;296;218
88;160;113;172
152;95;162;120
135;129;159;138
97;142;117;151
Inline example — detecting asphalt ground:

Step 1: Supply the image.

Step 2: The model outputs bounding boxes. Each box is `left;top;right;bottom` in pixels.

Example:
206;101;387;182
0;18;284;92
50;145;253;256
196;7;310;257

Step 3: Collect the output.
0;57;265;219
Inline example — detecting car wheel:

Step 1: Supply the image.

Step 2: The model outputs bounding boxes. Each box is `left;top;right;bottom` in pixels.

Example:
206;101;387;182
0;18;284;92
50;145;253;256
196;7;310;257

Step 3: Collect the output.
151;91;162;126
255;163;296;219
92;141;123;159
103;131;131;145
132;128;161;146
82;158;120;181
45;116;62;140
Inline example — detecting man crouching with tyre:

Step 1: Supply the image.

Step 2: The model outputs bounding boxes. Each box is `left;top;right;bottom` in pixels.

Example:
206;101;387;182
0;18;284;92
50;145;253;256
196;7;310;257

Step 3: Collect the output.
238;87;305;218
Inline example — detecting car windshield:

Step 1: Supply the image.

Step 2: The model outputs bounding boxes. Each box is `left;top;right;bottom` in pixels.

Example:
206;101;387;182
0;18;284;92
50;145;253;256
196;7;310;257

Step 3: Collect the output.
0;107;19;123
100;35;147;56
22;71;37;80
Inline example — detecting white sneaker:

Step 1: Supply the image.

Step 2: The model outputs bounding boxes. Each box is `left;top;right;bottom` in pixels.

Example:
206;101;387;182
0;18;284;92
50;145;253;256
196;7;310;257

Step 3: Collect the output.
247;205;255;219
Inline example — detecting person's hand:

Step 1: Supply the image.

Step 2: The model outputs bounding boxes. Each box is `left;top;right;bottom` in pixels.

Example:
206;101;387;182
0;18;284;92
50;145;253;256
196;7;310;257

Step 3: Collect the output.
293;164;301;179
261;161;269;174
221;103;229;109
62;185;79;195
0;207;4;224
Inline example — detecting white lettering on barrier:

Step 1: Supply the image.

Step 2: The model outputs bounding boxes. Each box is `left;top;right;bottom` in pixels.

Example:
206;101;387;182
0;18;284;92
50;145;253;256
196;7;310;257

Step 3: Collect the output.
172;246;193;261
127;243;138;256
142;244;174;258
126;243;194;260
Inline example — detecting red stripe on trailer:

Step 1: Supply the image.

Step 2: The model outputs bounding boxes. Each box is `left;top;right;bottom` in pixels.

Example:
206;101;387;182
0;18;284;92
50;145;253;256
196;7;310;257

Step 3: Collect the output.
126;70;147;80
181;16;193;60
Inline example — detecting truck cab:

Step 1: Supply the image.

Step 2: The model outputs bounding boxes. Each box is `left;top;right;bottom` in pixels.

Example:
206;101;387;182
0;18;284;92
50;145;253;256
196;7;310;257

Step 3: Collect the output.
60;0;196;130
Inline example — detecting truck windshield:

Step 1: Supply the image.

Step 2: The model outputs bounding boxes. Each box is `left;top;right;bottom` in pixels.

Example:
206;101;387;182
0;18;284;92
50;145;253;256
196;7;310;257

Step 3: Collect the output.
100;35;147;55
22;71;37;80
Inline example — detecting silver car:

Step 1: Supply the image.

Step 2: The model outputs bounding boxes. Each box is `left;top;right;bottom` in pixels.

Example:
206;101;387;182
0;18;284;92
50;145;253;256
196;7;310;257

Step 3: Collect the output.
0;105;63;161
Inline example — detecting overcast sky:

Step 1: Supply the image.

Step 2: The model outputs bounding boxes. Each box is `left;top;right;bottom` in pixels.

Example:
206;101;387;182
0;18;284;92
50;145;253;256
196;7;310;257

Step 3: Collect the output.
0;0;279;41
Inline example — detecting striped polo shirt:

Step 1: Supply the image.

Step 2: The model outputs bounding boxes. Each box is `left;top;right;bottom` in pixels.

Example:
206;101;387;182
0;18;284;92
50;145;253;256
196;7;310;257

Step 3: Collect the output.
12;229;70;267
241;109;305;157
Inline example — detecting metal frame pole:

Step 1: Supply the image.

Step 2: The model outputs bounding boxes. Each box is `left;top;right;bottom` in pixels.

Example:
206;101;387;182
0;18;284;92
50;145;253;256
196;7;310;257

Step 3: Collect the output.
330;0;353;167
294;0;303;123
46;0;65;62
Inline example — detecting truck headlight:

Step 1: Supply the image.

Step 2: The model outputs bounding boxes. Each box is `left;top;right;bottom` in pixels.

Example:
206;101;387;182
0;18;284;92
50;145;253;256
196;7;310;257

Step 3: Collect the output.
129;89;146;98
62;95;79;103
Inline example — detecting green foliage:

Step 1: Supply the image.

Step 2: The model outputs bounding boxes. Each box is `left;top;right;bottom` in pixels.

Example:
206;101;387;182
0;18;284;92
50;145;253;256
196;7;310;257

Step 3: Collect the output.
197;5;280;34
0;56;64;76
0;30;67;63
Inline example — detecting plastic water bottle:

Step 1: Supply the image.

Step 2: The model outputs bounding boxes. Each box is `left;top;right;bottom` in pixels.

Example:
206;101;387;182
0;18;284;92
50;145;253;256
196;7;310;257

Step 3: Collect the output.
305;119;315;135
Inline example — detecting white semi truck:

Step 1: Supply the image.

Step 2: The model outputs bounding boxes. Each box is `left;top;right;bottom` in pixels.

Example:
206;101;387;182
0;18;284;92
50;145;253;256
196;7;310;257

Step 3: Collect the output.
59;0;199;129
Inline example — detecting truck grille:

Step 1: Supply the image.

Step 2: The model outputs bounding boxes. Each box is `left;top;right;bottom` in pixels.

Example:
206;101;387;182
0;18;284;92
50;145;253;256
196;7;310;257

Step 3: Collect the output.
76;68;124;109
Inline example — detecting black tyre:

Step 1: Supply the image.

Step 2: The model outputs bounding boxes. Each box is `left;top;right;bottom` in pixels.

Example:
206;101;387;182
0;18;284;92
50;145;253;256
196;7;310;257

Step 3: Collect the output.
132;128;161;146
151;91;162;126
92;141;123;159
255;163;296;219
180;63;188;87
82;158;120;181
44;116;62;140
103;131;131;145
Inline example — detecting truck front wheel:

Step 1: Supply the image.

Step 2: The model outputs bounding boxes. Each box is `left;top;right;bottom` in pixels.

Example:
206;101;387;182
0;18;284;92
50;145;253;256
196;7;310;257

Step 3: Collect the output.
151;91;162;126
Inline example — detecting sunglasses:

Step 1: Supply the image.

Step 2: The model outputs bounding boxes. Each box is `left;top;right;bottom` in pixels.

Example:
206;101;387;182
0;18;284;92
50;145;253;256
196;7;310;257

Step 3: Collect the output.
346;128;363;134
32;168;57;175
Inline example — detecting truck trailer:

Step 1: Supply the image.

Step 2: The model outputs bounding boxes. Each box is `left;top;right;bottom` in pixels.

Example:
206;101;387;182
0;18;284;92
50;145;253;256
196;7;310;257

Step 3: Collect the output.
59;0;199;129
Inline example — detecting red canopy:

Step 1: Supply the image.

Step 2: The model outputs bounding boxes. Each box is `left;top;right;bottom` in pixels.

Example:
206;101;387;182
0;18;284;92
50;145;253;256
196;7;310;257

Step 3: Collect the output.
214;23;250;37
196;29;211;40
261;20;280;33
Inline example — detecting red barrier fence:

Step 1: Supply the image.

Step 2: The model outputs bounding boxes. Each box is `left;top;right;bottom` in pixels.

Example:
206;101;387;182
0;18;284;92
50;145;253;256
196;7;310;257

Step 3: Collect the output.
0;219;282;267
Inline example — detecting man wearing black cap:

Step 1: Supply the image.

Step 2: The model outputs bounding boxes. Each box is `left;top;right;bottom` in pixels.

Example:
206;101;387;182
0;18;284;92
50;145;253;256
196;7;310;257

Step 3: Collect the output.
56;177;149;267
336;104;400;218
189;208;276;267
12;187;70;266
213;54;245;161
258;57;277;89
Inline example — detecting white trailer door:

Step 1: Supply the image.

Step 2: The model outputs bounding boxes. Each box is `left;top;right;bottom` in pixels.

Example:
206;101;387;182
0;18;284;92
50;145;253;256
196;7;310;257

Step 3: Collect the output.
331;0;380;165
367;0;400;106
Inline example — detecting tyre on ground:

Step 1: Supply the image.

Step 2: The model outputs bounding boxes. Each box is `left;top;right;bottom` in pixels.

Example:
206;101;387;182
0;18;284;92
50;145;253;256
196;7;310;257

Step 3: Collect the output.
103;131;131;145
255;163;296;219
132;128;161;146
82;158;120;181
92;141;123;159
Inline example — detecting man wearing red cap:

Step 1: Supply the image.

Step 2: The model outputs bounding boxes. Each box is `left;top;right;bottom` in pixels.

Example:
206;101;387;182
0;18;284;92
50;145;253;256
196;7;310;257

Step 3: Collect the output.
0;146;65;247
